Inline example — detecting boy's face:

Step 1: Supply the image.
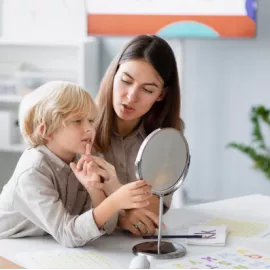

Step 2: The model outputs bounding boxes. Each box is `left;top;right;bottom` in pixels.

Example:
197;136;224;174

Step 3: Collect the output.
47;113;96;163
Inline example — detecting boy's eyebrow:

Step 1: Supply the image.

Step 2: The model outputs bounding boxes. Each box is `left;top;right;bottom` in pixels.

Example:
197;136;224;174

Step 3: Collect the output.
122;72;159;88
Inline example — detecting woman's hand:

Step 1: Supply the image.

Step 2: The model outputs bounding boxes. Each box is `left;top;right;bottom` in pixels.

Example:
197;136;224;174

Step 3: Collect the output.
118;208;160;236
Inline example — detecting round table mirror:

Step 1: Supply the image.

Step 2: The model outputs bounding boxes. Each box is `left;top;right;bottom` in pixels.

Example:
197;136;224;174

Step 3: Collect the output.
132;128;191;260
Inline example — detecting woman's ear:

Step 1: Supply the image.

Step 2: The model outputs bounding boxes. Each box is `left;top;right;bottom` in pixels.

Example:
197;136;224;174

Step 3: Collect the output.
38;122;52;141
156;88;167;101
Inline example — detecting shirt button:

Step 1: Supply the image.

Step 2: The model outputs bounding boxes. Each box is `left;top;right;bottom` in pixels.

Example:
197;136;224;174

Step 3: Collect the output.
56;168;60;172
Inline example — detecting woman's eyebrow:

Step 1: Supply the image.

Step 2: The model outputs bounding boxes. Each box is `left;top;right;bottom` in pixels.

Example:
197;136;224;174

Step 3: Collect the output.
122;72;133;79
123;72;159;88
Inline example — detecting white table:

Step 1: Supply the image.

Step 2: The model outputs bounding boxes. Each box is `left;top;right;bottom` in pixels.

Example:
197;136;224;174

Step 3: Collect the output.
1;194;270;268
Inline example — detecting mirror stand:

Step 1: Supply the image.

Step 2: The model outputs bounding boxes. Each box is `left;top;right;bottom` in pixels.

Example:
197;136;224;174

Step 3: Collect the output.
132;195;186;260
131;128;190;261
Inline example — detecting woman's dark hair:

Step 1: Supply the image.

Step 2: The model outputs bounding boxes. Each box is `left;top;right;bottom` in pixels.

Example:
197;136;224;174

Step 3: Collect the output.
95;35;184;152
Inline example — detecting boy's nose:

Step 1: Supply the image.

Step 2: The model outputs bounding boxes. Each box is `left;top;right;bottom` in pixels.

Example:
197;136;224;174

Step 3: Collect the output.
84;122;94;133
85;126;93;132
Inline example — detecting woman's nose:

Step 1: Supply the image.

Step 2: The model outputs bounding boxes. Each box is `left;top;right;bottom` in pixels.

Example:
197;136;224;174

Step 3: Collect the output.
127;87;138;102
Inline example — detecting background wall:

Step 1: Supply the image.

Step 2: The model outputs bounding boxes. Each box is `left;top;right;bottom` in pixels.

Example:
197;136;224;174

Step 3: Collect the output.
0;0;269;207
97;0;270;204
182;0;270;202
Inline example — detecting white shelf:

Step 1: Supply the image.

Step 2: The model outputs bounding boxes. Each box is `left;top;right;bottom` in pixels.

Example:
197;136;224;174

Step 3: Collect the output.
0;38;99;155
0;37;97;47
0;95;21;109
0;144;26;153
0;95;21;103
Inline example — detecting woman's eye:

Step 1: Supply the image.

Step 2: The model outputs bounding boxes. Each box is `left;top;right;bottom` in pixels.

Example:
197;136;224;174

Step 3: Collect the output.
75;120;81;124
88;119;95;123
121;79;131;84
143;88;153;94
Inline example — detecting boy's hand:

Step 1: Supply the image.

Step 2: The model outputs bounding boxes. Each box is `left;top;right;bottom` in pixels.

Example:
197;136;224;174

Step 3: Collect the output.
82;154;122;195
70;158;105;190
70;144;108;190
109;180;152;211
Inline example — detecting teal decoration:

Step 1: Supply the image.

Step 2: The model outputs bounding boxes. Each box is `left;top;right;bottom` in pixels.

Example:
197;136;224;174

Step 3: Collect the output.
157;21;219;38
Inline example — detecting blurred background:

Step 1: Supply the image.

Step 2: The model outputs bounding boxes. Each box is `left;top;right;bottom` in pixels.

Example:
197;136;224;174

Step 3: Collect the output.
0;0;269;208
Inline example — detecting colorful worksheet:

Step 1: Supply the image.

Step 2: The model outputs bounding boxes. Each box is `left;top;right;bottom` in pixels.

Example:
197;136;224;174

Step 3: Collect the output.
186;226;228;246
204;218;270;238
157;247;270;269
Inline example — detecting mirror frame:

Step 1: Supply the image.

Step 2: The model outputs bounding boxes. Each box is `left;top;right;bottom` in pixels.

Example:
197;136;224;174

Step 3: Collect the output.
135;128;191;197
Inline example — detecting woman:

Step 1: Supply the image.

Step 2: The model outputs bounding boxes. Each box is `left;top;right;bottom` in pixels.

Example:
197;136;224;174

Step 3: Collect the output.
94;34;184;236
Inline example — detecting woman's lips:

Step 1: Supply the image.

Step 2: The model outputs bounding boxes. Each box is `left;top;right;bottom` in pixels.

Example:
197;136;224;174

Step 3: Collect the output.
121;104;135;113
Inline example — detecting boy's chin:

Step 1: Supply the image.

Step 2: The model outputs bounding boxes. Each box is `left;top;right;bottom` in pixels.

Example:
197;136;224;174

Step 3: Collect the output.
77;150;85;156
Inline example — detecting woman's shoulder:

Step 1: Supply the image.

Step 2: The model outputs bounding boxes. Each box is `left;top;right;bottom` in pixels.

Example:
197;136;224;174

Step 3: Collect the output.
176;117;185;134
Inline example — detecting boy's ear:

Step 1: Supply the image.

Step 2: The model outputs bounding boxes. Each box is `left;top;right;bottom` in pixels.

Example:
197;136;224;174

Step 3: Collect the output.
156;88;167;102
38;123;52;141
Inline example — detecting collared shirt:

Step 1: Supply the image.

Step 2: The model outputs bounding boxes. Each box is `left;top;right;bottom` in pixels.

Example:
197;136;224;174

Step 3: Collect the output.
103;123;172;209
0;145;117;247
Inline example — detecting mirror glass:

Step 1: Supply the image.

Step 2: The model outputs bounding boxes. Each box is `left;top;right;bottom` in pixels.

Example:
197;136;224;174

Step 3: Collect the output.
135;128;190;196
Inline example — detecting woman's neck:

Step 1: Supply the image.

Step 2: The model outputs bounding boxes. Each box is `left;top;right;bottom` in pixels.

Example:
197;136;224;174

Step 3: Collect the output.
115;117;141;137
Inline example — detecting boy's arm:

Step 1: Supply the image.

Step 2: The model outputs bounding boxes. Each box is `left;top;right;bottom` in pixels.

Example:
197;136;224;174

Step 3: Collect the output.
81;188;118;235
70;161;107;207
86;188;106;207
13;168;118;248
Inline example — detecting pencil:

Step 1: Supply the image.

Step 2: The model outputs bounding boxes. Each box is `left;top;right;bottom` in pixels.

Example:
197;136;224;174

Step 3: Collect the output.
142;235;205;239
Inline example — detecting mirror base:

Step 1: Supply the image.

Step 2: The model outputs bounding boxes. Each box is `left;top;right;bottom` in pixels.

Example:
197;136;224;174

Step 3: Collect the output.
132;241;186;260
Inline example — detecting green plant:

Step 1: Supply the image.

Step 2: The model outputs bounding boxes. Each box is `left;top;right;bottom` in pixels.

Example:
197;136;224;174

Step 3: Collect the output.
227;105;270;179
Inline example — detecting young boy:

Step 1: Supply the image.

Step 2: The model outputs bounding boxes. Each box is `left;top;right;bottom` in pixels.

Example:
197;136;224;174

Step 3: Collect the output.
0;81;152;247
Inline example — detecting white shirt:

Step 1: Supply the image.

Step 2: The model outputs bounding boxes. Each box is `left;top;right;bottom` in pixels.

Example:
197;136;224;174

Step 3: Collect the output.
0;145;117;247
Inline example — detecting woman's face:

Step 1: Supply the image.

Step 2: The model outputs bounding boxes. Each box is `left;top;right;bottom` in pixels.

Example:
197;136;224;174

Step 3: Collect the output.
112;59;165;123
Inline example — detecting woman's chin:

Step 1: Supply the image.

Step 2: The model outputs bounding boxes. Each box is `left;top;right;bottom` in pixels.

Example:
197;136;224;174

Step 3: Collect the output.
116;110;139;122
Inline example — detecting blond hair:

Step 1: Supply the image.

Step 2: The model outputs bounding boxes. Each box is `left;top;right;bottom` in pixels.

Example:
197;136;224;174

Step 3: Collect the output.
19;81;97;147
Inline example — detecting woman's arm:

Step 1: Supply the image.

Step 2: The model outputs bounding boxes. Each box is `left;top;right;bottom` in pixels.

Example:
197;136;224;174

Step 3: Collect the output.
144;195;159;215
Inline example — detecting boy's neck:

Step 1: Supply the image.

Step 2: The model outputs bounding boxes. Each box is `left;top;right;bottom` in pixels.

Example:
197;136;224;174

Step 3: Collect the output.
46;143;76;164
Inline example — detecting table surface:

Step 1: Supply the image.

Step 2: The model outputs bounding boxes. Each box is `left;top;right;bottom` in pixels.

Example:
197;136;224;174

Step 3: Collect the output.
1;194;270;268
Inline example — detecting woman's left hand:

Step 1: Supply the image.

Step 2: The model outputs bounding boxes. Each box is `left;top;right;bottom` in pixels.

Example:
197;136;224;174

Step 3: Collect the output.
118;208;159;236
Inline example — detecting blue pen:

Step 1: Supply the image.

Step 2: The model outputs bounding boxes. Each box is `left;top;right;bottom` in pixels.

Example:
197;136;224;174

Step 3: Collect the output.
143;234;207;239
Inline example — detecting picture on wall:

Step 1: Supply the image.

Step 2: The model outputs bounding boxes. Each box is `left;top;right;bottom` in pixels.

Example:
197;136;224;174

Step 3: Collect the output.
87;0;256;38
